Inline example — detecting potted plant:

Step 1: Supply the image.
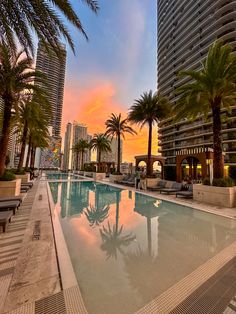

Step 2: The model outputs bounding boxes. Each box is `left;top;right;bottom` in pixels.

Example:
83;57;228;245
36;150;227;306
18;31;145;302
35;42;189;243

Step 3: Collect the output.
193;177;236;208
0;170;21;196
12;168;30;183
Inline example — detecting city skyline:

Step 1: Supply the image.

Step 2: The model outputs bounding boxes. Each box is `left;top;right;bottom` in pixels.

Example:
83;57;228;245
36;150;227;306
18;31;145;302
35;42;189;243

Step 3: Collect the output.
62;0;157;162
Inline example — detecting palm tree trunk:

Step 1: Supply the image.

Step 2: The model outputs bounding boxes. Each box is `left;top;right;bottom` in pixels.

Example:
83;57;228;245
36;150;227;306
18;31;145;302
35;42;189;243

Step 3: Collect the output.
98;150;101;171
0;99;12;176
117;134;121;174
30;146;35;168
81;150;84;170
212;104;224;179
147;121;153;176
25;137;31;170
76;152;79;170
18;122;28;170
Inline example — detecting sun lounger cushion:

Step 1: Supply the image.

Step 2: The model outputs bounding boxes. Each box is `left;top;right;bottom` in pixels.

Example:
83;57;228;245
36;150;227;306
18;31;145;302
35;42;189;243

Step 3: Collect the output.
0;196;22;203
0;200;20;215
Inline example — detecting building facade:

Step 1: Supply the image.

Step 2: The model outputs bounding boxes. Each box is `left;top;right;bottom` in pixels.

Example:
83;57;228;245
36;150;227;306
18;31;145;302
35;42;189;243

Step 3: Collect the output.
158;0;236;177
35;41;66;138
99;137;123;165
63;121;91;171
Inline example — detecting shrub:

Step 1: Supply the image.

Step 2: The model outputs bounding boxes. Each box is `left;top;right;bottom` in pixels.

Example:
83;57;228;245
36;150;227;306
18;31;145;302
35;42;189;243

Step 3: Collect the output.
212;177;234;187
84;164;96;172
229;166;236;183
202;177;211;185
11;168;26;175
0;170;16;181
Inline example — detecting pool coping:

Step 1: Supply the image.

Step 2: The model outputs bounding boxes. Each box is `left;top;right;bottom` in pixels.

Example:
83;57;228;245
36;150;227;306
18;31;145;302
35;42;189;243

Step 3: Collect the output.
46;176;236;314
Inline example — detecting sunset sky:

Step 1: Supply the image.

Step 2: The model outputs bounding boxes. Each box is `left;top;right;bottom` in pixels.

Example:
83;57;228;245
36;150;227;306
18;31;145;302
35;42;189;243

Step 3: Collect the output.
62;0;157;162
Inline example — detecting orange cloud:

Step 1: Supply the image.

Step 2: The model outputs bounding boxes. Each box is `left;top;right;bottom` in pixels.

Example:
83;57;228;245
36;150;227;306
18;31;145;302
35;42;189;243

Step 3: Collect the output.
62;80;158;162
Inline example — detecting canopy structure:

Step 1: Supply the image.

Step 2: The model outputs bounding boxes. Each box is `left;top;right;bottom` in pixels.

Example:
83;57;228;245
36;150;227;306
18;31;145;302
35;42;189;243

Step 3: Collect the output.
176;147;216;182
135;155;166;178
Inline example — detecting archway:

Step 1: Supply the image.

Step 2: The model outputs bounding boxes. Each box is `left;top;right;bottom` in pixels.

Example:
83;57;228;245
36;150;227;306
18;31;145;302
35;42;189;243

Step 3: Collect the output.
181;157;202;182
137;160;147;171
135;155;166;179
153;160;162;178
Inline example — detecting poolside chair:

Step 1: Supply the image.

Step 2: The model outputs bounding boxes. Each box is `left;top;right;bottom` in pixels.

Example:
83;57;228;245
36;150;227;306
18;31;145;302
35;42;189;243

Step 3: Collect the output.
0;211;13;232
0;196;23;203
22;182;33;188
21;185;30;193
160;182;183;194
147;180;167;191
120;175;134;185
176;184;193;198
0;200;21;215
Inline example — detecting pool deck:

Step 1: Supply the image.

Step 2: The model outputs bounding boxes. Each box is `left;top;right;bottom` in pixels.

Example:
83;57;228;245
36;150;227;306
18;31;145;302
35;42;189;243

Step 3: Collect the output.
0;177;235;314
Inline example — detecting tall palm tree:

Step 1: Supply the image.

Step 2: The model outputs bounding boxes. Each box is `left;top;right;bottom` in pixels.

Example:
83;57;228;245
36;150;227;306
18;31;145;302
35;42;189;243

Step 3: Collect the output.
90;133;111;171
0;0;99;56
29;125;50;168
105;113;136;174
72;139;90;170
175;41;236;179
128;90;170;176
0;43;47;176
15;96;50;170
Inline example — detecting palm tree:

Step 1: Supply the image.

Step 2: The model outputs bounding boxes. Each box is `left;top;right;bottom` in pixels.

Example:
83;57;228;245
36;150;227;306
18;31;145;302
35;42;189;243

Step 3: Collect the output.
175;41;236;179
15;95;50;171
29;125;50;168
90;133;111;171
85;204;110;227
72;139;90;170
105;113;136;174
128;90;170;176
0;43;47;176
0;0;99;56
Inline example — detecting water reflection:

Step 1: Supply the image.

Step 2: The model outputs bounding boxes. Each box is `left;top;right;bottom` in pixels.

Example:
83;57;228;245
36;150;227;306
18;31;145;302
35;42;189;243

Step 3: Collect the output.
100;190;136;259
49;182;236;314
85;205;110;227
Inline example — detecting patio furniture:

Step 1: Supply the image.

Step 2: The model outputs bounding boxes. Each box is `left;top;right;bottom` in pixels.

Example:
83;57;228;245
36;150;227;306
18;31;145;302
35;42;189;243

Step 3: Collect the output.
160;182;183;194
0;196;23;203
0;211;13;232
0;200;21;215
21;186;30;193
22;182;33;188
147;180;167;191
176;185;193;198
120;175;135;185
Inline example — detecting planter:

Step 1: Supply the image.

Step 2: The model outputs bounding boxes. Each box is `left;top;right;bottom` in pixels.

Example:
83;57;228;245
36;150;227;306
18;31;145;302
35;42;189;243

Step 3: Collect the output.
0;179;21;196
193;184;236;208
109;174;123;183
146;178;160;188
84;171;93;178
15;173;30;183
93;172;106;181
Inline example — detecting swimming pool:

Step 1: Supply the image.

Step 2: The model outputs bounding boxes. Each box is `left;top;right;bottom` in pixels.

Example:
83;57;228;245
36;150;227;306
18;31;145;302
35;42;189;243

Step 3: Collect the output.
49;181;236;314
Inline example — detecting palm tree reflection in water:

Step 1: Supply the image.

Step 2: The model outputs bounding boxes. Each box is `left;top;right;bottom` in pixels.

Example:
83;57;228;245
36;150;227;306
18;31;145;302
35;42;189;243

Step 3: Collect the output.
85;205;110;227
100;191;136;259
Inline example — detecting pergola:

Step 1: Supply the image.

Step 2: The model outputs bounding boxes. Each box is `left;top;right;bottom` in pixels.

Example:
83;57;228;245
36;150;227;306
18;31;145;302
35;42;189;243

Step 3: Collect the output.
135;155;166;178
176;147;216;182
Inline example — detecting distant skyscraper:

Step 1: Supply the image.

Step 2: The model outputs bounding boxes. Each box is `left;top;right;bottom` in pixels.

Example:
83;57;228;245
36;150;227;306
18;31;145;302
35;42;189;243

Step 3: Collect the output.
99;137;122;165
63;121;91;170
158;0;236;171
35;41;66;137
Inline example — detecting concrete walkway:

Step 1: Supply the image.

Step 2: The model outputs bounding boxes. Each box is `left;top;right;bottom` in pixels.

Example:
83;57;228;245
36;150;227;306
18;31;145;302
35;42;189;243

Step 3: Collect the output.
0;179;60;314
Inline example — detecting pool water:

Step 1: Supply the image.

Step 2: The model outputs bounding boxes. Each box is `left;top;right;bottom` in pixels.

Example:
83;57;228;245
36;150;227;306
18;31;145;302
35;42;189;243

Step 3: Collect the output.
49;181;236;314
46;172;83;181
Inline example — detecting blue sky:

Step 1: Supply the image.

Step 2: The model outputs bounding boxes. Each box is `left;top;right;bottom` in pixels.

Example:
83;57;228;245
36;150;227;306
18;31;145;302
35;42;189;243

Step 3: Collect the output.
62;0;157;160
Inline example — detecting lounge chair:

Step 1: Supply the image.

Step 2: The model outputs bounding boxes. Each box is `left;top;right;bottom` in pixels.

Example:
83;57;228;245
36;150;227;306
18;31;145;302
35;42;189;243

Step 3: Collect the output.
22;182;33;188
0;200;21;215
148;180;167;191
160;182;183;194
0;211;13;232
21;186;30;193
120;175;135;185
176;185;193;198
0;196;23;203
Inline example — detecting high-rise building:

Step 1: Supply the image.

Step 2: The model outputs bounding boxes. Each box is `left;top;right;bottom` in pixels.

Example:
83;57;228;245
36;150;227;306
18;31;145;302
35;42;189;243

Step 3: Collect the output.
63;121;91;170
158;0;236;175
35;41;66;137
99;137;123;165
